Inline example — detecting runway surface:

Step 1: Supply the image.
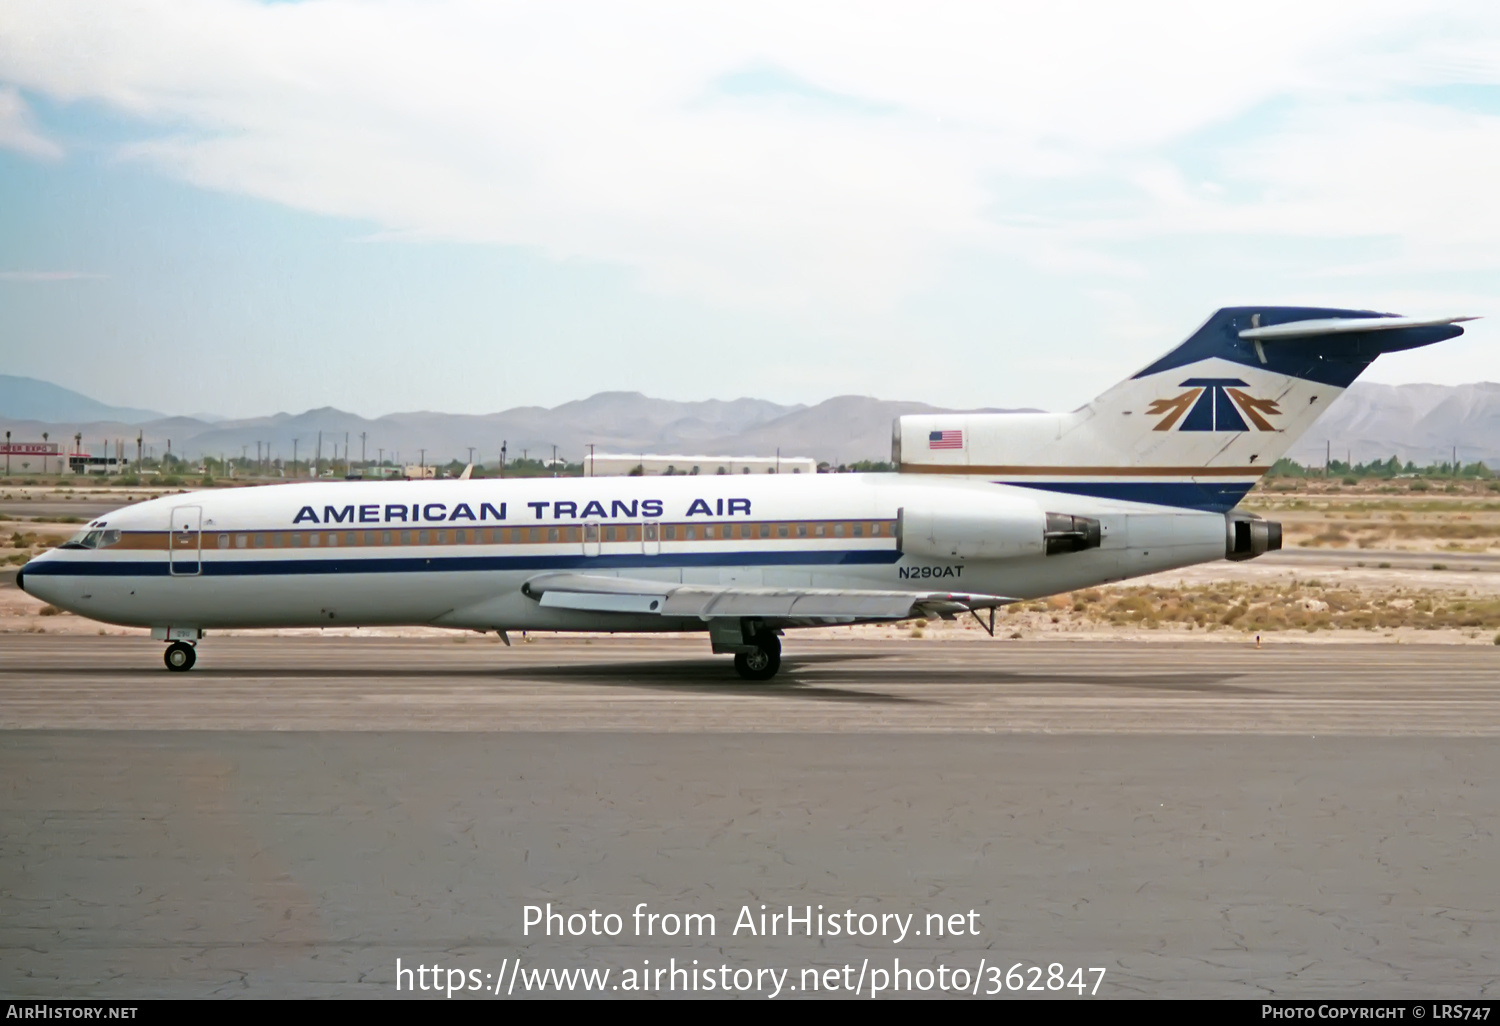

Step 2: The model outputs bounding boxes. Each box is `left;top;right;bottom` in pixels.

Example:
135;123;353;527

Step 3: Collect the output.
3;634;1499;735
2;635;1497;999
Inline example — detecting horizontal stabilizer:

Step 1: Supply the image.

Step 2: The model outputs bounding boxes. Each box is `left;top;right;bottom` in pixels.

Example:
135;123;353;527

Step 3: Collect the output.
1239;315;1477;341
523;572;1010;621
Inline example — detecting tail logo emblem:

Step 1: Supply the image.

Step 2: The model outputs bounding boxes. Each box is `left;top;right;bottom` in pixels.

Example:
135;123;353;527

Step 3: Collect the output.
1147;378;1280;432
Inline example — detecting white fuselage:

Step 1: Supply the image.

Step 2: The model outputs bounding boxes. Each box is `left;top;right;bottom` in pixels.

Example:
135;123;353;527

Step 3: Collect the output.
21;474;1228;634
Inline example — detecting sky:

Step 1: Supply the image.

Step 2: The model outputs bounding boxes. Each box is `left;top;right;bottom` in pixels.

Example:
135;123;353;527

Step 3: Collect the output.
1;0;1498;419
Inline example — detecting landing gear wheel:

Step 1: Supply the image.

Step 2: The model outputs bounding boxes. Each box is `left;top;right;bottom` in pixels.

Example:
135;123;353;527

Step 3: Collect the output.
733;635;781;681
164;642;196;672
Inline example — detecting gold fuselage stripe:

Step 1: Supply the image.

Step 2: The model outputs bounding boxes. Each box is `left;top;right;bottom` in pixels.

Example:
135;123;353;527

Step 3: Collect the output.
102;519;899;552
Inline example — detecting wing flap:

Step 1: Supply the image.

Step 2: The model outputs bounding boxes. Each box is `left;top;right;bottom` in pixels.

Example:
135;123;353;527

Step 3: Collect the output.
661;587;919;618
524;572;1010;621
539;591;666;614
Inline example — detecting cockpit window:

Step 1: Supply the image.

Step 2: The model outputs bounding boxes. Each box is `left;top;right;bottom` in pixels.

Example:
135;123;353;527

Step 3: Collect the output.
61;529;122;550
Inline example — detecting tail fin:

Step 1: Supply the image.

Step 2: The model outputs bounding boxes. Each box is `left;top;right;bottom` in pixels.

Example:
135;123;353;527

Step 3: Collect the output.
895;307;1473;511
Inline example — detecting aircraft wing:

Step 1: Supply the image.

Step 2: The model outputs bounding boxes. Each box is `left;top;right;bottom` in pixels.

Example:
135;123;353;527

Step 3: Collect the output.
521;572;1013;621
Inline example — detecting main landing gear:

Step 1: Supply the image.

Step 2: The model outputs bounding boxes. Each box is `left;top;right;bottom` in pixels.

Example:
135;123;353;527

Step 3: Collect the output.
164;641;197;672
733;633;781;681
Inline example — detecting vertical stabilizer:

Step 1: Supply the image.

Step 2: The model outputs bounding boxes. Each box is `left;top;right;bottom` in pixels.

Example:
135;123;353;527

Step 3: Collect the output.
895;307;1472;511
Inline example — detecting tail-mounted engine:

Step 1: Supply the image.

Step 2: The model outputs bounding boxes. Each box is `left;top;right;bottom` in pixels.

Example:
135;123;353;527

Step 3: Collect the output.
1044;513;1102;556
1225;512;1282;561
896;500;1101;561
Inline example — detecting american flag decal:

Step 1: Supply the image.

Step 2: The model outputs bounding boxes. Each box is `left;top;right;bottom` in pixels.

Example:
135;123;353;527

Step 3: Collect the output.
928;429;964;450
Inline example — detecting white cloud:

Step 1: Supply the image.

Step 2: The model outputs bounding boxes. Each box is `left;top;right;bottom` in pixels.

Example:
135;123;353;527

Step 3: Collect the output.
0;84;60;157
0;0;1498;322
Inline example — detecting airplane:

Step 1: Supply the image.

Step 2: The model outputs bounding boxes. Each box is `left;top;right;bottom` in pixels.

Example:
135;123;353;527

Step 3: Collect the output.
17;307;1474;679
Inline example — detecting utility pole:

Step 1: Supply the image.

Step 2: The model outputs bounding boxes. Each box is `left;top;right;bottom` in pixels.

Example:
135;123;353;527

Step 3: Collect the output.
292;438;299;477
500;441;507;478
419;449;426;478
552;445;557;477
588;443;594;477
137;432;143;474
467;446;475;470
776;447;781;474
378;448;384;475
1325;440;1330;478
316;430;322;479
360;432;367;471
4;430;9;476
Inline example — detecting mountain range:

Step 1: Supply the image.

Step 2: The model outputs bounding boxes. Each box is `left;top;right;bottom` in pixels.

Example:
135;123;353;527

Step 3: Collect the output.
2;374;1497;468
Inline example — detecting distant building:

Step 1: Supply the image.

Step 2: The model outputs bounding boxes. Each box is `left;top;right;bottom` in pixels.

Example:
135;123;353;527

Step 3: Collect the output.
587;453;816;476
402;464;437;479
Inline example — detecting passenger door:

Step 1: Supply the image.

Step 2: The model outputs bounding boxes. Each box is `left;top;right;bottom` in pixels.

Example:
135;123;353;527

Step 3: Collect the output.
168;506;202;576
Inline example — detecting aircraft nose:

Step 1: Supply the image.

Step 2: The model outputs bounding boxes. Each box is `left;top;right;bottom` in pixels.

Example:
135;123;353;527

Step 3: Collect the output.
13;564;26;595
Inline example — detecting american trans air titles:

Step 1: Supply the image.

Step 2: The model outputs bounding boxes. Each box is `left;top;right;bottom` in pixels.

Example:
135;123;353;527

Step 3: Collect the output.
290;496;752;525
16;307;1473;680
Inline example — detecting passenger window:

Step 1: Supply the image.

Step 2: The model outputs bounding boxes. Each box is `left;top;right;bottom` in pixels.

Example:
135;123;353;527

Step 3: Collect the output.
235;534;248;548
605;525;616;542
529;528;540;542
418;531;429;545
255;534;266;548
853;524;863;537
309;533;320;547
626;525;639;541
703;525;714;539
834;524;845;537
759;524;770;538
796;524;807;538
435;531;446;545
685;526;696;540
455;530;467;544
664;525;676;540
217;534;230;549
645;523;658;541
327;533;338;547
777;524;789;538
291;534;302;547
815;524;826;537
382;531;392;545
584;524;599;542
871;523;881;536
401;531;411;545
345;532;355;545
548;527;560;543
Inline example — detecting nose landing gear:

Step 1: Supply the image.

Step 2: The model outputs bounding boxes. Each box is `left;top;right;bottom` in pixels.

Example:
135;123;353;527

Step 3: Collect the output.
164;641;197;672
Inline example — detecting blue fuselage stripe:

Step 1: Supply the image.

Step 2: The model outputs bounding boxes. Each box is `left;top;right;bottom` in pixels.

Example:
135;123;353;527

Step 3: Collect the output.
23;548;903;578
997;479;1253;512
